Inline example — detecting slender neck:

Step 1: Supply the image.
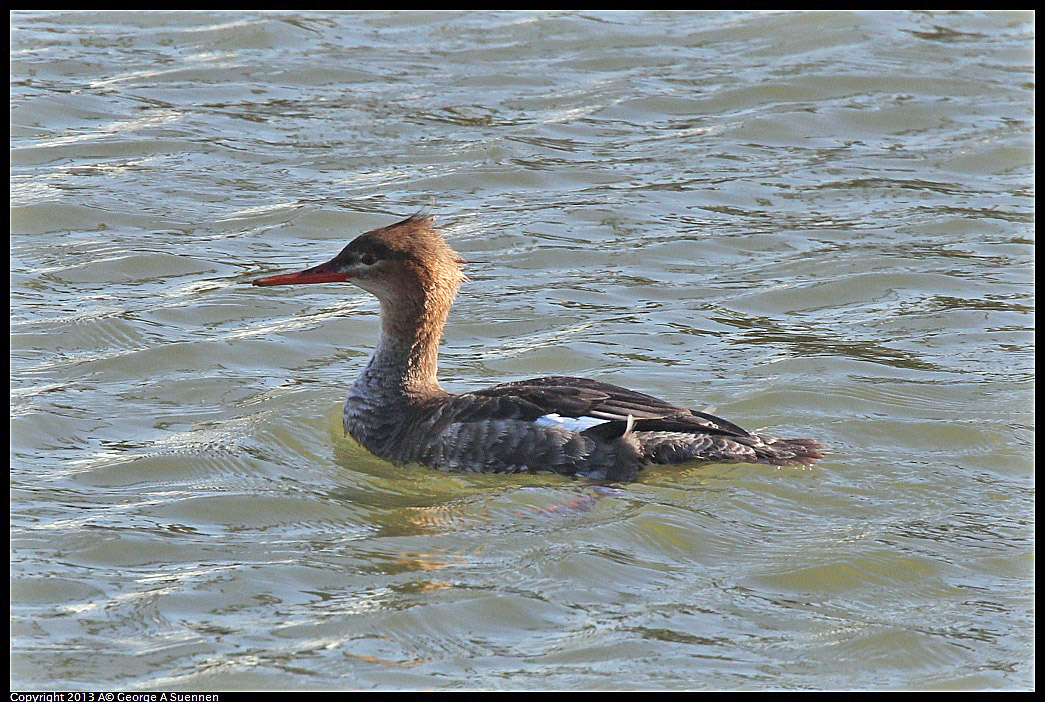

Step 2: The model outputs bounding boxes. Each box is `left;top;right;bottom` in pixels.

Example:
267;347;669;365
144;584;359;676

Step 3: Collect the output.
355;281;455;399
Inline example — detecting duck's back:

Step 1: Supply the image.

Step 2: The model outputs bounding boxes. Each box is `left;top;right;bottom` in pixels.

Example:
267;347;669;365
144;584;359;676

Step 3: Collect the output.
344;375;821;481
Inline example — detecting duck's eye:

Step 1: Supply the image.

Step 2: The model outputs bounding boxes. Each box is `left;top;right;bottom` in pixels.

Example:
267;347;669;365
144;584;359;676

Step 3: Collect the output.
361;253;376;266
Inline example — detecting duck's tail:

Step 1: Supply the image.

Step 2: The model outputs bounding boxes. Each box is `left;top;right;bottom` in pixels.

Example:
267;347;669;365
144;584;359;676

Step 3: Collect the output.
639;430;824;467
748;434;824;466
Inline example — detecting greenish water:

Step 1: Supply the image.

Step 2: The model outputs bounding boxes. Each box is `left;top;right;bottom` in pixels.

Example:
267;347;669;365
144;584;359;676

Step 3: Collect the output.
11;10;1033;691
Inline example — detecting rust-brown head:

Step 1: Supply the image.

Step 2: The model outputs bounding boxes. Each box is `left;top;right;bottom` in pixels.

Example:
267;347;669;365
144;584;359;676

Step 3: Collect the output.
253;212;466;303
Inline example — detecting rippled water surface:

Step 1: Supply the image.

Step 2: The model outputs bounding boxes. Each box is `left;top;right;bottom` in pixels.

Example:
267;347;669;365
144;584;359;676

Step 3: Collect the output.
11;10;1033;691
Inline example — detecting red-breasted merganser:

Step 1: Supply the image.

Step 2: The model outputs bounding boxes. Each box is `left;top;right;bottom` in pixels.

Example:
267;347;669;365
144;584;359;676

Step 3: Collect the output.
253;212;823;482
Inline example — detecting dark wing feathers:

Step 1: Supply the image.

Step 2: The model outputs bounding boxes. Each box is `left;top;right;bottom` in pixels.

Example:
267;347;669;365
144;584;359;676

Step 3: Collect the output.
468;376;751;439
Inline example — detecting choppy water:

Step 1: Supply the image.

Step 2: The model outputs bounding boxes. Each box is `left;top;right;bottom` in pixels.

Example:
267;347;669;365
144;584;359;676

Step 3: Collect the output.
11;10;1033;691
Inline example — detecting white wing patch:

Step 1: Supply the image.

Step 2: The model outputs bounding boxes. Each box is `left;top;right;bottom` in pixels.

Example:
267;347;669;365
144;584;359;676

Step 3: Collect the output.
534;413;610;432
